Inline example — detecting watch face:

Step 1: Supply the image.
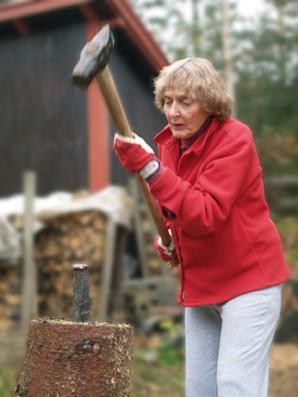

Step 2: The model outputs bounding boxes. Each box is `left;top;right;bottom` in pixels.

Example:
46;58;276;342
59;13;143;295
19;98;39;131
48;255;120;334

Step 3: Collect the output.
140;160;160;179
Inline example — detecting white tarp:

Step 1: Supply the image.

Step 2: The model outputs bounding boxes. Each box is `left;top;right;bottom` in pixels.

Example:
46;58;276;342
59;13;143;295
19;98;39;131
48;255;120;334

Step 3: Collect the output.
0;186;133;259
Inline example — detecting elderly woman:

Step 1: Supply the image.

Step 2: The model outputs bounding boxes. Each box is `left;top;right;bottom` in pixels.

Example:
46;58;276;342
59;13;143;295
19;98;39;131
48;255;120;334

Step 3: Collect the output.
113;58;289;397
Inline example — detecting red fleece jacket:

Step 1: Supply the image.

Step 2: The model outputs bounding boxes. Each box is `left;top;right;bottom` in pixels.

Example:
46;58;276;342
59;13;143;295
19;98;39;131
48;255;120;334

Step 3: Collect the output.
149;117;289;306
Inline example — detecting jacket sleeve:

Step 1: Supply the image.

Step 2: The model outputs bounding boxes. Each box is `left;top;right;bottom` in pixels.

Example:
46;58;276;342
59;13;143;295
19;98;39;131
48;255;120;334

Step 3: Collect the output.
149;133;254;237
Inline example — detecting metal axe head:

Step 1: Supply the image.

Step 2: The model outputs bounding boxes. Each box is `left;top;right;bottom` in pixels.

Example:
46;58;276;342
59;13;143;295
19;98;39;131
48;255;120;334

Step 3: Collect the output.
72;24;114;87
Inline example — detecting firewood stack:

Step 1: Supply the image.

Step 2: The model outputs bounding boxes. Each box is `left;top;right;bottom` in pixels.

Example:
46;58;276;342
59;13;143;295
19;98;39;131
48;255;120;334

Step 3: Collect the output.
35;210;107;320
0;266;22;330
0;210;110;330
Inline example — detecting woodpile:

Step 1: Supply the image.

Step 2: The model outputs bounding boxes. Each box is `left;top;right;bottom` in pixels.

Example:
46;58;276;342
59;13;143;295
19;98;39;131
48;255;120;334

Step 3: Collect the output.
0;210;109;330
36;210;107;320
0;182;177;331
0;266;22;330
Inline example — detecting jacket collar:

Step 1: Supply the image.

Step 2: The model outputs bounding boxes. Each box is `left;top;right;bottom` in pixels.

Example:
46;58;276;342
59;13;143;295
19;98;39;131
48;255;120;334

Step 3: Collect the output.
154;117;223;154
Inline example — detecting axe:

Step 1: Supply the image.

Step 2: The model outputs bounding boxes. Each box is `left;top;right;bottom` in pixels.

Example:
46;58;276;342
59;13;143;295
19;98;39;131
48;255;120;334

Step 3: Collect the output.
72;25;178;268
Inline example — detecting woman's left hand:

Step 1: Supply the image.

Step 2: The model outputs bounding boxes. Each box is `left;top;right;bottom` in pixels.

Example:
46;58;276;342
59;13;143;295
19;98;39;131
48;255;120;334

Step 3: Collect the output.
154;233;176;262
113;132;157;173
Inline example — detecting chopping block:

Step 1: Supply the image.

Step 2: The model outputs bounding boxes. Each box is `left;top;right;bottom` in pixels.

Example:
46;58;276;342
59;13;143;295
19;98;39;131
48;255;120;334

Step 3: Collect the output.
15;265;133;397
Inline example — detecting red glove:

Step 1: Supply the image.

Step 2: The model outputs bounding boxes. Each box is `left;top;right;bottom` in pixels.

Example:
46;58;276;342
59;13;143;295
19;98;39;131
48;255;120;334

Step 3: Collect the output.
154;232;176;262
113;132;157;173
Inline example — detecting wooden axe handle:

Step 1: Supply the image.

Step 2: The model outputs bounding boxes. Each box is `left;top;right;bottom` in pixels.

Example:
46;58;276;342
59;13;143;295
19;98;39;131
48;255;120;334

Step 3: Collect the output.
96;67;178;268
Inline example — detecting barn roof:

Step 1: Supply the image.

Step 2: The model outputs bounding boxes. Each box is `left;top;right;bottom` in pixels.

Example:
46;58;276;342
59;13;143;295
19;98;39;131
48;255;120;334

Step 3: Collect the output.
0;0;168;72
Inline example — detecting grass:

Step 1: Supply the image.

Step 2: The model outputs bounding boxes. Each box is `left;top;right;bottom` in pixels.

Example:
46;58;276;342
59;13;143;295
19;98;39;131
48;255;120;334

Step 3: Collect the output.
0;365;16;397
133;348;184;397
133;326;185;397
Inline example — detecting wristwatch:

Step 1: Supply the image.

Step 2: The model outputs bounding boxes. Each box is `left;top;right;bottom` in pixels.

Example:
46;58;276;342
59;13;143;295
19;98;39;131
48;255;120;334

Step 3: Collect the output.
139;160;160;180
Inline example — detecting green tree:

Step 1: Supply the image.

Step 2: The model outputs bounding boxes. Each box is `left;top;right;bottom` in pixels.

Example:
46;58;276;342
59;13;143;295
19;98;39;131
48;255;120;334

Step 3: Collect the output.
235;0;298;138
130;0;239;78
131;0;193;59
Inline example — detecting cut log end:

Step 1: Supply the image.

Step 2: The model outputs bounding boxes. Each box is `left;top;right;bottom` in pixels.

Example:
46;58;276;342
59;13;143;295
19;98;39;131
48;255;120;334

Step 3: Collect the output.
15;318;134;397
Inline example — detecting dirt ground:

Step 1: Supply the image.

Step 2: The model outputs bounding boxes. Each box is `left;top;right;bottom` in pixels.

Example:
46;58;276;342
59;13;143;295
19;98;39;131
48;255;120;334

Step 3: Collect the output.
270;343;298;397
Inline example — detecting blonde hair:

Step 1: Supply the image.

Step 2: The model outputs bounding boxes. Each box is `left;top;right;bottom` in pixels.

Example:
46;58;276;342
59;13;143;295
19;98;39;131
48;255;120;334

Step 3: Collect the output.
154;58;233;120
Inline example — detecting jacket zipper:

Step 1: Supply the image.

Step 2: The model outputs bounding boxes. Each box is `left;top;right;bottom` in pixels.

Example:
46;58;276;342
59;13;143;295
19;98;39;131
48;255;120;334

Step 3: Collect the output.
172;218;184;304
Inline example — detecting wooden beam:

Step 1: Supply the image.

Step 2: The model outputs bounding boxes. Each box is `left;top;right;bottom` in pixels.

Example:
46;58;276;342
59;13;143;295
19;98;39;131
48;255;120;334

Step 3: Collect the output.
129;178;149;277
108;0;168;71
79;4;124;28
12;18;30;36
79;3;98;21
101;17;125;29
98;218;117;320
86;18;110;191
21;171;37;333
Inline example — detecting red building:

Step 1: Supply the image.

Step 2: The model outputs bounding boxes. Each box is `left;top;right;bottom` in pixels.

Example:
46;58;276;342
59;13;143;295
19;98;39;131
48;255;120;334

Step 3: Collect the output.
0;0;168;195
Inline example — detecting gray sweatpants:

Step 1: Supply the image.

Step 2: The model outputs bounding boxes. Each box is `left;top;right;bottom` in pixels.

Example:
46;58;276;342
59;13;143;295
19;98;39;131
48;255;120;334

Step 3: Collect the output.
185;285;282;397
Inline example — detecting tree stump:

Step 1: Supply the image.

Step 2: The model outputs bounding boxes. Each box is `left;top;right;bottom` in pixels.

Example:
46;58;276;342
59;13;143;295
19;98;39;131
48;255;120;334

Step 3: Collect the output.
15;319;133;397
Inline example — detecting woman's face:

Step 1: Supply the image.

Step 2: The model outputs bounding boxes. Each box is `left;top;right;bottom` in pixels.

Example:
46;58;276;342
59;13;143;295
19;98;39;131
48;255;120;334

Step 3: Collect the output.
163;89;209;140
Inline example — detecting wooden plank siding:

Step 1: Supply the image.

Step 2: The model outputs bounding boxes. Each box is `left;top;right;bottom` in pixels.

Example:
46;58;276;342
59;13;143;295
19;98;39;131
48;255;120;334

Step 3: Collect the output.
109;49;166;185
0;0;168;194
0;20;88;195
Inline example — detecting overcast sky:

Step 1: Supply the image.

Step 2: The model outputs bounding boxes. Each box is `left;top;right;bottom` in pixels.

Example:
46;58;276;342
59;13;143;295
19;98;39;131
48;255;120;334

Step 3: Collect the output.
238;0;266;17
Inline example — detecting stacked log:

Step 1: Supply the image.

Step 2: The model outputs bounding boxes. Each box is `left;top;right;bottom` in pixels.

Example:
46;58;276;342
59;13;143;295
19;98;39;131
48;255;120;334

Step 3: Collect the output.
0;266;22;330
35;210;108;320
0;189;171;331
0;210;108;330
